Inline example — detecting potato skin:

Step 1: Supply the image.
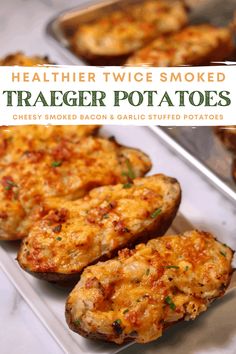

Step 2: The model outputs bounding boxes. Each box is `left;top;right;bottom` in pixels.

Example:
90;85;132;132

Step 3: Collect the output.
232;159;236;182
71;0;188;65
66;230;234;344
126;25;234;66
0;133;151;241
17;174;181;283
215;126;236;153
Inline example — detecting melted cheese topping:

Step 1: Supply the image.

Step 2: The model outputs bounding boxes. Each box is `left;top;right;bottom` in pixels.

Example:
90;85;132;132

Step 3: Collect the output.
72;0;187;56
18;174;180;275
126;25;234;66
0;52;50;66
0;133;151;240
0;125;99;164
66;230;233;344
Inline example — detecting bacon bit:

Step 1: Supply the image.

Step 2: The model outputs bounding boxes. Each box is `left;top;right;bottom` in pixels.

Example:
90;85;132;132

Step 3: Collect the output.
166;242;172;250
113;220;130;234
0;211;8;220
0;138;8;157
45;209;68;224
85;277;99;289
51;142;71;162
118;248;133;259
33;194;43;205
86;214;97;224
126;311;140;326
23;150;45;163
102;283;115;300
109;201;117;209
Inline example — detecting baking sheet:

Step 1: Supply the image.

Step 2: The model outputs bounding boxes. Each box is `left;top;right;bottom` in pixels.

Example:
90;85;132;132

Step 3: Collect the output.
46;0;236;66
155;127;236;202
1;125;236;354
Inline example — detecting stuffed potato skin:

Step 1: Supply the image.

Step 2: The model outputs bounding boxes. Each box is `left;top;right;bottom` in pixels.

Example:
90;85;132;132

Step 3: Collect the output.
215;126;236;153
0;134;151;240
0;52;51;66
66;230;233;344
71;0;188;64
126;25;234;66
17;174;181;281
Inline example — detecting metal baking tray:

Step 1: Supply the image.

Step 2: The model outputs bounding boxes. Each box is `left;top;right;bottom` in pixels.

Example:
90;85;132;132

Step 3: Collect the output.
46;0;236;66
1;125;236;354
150;127;236;202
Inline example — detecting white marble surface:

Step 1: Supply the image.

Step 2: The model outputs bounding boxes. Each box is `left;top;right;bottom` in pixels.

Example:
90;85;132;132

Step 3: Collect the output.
0;1;236;354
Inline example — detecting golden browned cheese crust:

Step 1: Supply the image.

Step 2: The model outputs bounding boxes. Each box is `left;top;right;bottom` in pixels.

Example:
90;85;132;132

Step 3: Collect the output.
126;25;234;66
0;125;99;164
215;126;236;153
0;132;151;241
17;174;181;281
71;0;188;61
0;52;51;66
66;230;234;344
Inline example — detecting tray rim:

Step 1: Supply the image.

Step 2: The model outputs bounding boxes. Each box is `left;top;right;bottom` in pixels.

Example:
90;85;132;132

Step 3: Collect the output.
0;211;192;354
149;126;236;203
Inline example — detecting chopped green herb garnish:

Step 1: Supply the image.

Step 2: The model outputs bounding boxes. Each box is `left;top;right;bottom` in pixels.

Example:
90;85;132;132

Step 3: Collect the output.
165;296;176;311
223;243;227;248
123;309;129;314
4;180;18;190
165;265;179;269
123;182;133;189
122;159;135;180
74;319;81;326
103;214;109;219
56;236;62;241
114;319;122;325
185;266;189;271
51;161;62;167
150;208;162;219
220;251;226;257
146;269;150;275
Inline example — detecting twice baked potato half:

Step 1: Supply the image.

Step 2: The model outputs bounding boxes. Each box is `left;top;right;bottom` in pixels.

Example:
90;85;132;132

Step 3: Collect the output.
215;126;236;153
17;174;181;282
0;52;51;66
0;125;99;164
71;0;188;65
126;24;234;66
66;230;234;344
0;135;151;240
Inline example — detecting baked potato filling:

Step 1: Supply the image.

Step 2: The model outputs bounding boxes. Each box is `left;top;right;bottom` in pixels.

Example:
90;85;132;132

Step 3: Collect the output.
72;0;188;57
18;174;180;277
126;25;234;66
0;52;50;66
0;128;151;240
66;230;233;344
